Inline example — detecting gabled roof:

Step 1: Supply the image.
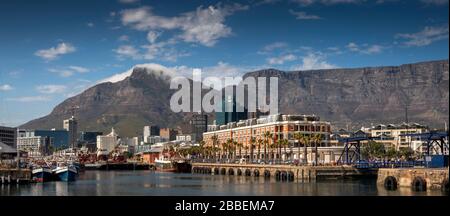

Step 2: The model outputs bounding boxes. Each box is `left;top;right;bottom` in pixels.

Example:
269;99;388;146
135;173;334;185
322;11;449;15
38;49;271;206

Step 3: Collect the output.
0;142;17;153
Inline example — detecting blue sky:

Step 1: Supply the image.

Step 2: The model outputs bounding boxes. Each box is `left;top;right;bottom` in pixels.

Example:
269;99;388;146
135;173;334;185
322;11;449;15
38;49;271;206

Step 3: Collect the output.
0;0;448;127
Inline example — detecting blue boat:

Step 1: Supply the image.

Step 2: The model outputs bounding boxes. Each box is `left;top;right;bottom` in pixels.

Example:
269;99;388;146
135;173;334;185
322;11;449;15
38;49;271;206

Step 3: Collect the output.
32;167;53;182
53;166;78;182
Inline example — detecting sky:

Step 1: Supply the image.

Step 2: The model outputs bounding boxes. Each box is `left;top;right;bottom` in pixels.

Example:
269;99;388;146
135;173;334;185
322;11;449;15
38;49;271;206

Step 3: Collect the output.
0;0;448;127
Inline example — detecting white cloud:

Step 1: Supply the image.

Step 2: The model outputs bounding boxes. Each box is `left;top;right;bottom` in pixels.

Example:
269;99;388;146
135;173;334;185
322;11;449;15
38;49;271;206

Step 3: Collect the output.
289;10;321;20
0;84;13;91
147;31;161;43
87;22;95;27
396;25;449;47
113;45;141;60
346;42;385;54
292;53;337;70
267;54;297;65
36;85;67;94
6;96;51;102
118;0;139;4
118;35;130;42
420;0;448;5
292;0;365;6
34;42;76;61
68;66;89;73
120;3;248;47
48;66;90;77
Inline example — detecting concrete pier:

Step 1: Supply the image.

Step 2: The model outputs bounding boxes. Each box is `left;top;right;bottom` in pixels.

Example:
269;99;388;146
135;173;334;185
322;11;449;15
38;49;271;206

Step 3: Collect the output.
191;163;376;181
0;169;32;184
377;168;449;191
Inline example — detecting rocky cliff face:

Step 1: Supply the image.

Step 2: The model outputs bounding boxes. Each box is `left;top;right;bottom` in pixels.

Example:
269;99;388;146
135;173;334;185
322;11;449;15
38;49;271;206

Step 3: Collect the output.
244;59;449;130
21;60;449;136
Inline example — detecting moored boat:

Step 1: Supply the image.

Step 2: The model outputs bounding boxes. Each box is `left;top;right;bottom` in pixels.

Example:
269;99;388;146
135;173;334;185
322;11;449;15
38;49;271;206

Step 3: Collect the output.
31;167;53;182
155;158;176;172
53;165;78;182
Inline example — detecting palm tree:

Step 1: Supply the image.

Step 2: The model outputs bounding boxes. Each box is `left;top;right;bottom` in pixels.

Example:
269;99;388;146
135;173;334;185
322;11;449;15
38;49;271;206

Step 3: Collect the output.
221;142;227;160
294;133;309;164
243;145;249;160
199;140;205;159
280;139;289;162
236;142;243;159
257;138;263;162
311;134;323;166
249;137;256;162
211;135;218;160
263;131;272;163
226;138;233;160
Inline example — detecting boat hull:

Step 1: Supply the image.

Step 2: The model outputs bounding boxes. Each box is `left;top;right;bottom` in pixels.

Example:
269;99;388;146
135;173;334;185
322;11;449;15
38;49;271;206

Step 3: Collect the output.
32;168;53;182
54;167;78;182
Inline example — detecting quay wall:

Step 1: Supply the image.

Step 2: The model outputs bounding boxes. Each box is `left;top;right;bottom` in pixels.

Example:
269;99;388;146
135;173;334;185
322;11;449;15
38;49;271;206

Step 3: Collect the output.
0;169;32;184
377;168;449;191
191;163;375;181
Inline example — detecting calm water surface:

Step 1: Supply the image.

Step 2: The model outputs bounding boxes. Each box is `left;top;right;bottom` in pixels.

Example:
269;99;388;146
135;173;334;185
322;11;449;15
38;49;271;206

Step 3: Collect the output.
1;170;447;196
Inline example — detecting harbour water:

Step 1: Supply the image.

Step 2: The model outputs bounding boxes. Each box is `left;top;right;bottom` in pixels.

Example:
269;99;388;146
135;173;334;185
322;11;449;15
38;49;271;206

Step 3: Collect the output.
0;170;447;196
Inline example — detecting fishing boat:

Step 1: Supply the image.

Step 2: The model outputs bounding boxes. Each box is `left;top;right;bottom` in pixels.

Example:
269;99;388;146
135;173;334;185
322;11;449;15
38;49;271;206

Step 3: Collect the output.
155;158;176;172
31;167;53;182
53;165;78;182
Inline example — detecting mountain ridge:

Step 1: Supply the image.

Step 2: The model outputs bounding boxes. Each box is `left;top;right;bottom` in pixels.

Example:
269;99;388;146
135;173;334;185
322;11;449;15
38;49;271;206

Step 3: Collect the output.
21;59;449;137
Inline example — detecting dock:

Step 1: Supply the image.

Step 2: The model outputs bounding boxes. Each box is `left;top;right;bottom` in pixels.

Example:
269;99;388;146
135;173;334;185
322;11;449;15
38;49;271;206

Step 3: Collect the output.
191;163;377;181
0;168;32;184
377;168;449;191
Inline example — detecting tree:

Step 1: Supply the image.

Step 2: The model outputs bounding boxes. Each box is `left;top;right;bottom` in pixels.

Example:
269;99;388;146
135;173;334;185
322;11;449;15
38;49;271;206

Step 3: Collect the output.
257;138;263;162
311;134;323;166
361;141;386;160
398;147;414;160
236;142;243;159
263;131;273;163
294;133;309;164
211;135;219;160
249;137;256;162
281;139;289;162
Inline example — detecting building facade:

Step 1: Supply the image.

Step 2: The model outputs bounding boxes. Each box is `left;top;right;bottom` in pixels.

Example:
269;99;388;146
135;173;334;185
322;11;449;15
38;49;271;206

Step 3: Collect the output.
369;123;429;151
0;126;16;147
203;114;331;161
190;114;207;142
17;136;52;157
215;95;247;126
63;116;78;148
96;128;119;153
143;125;160;143
160;128;177;141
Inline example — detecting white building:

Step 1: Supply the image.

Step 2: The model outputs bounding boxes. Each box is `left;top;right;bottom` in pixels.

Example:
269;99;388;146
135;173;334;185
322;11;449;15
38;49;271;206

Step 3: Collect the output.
143;125;159;143
63;116;78;148
176;134;193;142
121;137;139;146
17;136;52;157
96;128;119;153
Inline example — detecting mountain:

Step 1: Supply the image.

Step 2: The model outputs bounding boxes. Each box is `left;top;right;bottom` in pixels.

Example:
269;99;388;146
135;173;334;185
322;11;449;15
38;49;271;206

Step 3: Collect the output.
21;59;449;136
244;59;449;130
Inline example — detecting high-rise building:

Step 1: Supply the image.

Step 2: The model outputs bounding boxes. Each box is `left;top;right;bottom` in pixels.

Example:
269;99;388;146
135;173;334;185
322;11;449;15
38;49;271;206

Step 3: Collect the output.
143;125;160;143
96;128;119;153
0;126;16;147
63;116;78;148
215;95;248;126
160;128;177;141
190;114;208;142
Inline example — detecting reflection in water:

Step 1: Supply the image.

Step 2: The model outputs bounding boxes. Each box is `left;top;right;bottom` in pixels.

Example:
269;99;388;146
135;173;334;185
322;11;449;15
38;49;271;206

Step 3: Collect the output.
1;170;446;196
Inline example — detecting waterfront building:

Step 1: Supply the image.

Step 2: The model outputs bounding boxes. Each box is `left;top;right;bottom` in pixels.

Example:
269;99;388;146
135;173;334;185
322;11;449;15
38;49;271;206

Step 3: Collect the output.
160;128;177;141
0;126;16;148
63;116;78;148
368;123;429;151
215;95;247;126
143;125;160;143
190;113;208;142
96;128;119;153
17;129;69;150
0;141;17;160
203;113;332;162
80;131;103;151
176;134;193;142
17;136;52;157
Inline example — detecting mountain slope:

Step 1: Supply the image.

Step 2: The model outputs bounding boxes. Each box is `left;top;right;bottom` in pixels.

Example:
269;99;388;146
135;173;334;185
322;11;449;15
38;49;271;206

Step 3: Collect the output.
21;59;449;136
244;59;449;130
